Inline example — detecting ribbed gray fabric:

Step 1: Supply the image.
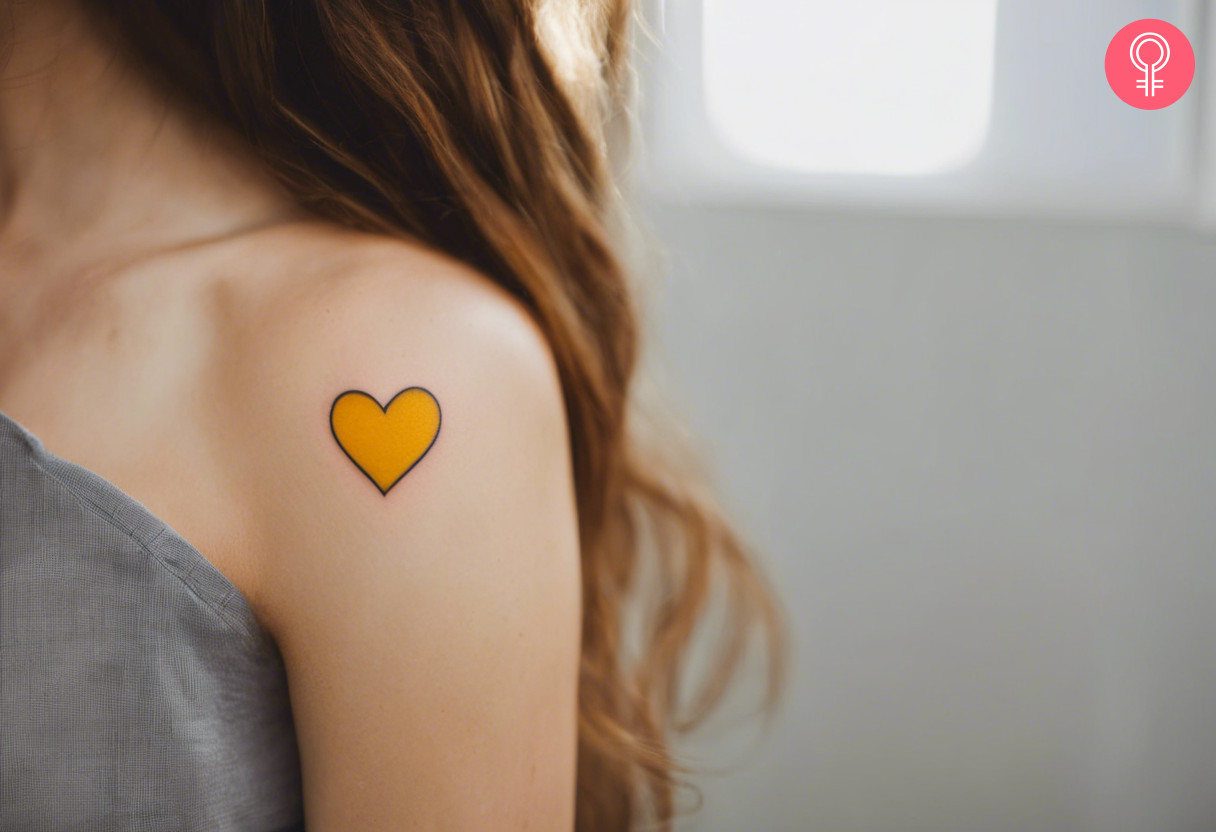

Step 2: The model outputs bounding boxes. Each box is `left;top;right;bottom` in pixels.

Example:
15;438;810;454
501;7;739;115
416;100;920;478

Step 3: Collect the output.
0;410;305;831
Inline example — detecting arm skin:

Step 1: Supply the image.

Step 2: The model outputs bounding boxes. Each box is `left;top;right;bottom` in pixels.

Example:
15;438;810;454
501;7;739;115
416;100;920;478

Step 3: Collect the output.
222;250;582;831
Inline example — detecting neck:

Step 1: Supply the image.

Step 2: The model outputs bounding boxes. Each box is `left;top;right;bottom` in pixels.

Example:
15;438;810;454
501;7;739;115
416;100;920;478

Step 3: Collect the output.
0;2;306;270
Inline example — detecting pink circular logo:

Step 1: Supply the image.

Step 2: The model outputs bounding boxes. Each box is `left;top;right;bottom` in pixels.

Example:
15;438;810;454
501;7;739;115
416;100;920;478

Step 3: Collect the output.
1105;19;1194;109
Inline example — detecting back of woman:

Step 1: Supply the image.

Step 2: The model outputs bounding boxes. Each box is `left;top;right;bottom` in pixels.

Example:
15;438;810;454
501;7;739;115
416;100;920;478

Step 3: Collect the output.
0;2;786;829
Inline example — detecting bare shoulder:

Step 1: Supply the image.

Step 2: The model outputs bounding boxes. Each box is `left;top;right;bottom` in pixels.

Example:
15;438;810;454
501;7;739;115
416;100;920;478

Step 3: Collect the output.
215;225;564;426
209;226;581;830
210;224;574;545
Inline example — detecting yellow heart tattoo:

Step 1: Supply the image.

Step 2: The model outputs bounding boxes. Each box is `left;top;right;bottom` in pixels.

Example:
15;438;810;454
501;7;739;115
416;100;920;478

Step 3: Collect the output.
329;387;441;495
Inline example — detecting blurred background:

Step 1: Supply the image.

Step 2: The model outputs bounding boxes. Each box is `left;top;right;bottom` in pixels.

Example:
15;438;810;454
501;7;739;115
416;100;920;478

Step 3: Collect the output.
629;2;1216;830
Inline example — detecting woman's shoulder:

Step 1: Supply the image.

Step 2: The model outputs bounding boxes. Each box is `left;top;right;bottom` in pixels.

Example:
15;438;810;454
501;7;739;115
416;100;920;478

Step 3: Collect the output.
197;222;583;827
209;221;555;378
201;220;577;625
207;221;567;461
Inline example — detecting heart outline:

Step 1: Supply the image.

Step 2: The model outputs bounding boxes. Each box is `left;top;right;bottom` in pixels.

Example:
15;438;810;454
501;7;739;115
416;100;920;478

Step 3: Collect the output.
329;387;442;496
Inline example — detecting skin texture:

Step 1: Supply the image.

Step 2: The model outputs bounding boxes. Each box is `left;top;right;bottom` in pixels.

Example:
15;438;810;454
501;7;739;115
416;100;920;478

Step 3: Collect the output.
0;3;582;829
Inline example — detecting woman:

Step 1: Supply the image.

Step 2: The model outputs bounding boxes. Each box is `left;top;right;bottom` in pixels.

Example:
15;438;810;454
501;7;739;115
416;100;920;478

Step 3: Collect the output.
0;1;785;829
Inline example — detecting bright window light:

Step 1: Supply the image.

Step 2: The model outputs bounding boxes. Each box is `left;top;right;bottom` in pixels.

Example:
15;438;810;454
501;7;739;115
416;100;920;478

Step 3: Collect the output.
701;0;999;176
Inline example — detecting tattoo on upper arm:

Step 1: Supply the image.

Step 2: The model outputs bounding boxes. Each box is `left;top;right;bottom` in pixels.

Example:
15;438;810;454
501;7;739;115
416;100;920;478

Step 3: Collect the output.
329;387;442;496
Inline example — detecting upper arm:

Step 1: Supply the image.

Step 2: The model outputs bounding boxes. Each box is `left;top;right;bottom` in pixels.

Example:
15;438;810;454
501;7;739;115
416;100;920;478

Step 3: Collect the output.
228;256;582;831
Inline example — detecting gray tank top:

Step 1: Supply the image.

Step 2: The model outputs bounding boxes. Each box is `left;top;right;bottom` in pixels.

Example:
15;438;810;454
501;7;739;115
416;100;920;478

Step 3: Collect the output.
0;410;305;831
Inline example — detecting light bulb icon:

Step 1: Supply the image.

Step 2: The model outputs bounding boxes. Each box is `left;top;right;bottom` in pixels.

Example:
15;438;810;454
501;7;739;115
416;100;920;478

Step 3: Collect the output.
1130;32;1169;97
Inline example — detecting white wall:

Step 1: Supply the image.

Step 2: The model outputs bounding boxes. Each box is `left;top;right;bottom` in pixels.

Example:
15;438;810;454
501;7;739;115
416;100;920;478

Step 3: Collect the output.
637;202;1216;831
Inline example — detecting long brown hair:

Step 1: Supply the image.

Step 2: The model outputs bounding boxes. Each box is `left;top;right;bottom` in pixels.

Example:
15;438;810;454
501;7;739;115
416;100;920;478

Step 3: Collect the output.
78;1;788;827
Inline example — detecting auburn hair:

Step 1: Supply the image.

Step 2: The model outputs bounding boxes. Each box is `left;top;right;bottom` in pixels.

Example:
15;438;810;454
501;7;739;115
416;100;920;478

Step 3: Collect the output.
78;1;788;828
